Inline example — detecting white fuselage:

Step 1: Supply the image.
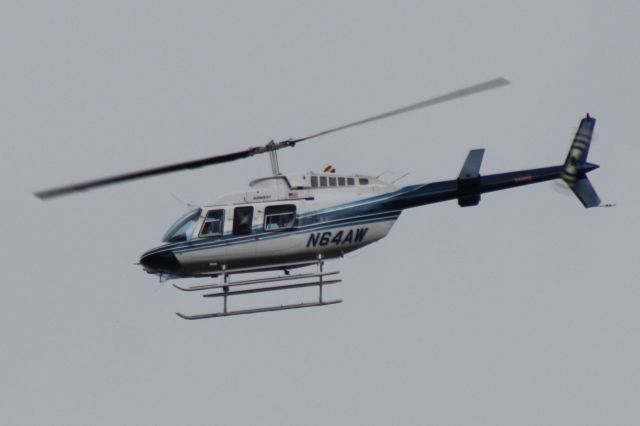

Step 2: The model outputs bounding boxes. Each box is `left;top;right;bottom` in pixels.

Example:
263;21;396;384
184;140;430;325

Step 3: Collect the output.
143;172;401;276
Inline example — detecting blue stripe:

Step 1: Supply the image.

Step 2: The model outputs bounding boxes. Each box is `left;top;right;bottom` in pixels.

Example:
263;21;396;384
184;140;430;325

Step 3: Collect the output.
143;207;402;257
297;186;417;218
142;184;432;258
172;213;400;254
148;189;408;253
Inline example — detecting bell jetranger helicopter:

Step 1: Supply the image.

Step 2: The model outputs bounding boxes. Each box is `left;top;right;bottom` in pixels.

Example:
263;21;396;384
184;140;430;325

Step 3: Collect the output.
35;77;607;320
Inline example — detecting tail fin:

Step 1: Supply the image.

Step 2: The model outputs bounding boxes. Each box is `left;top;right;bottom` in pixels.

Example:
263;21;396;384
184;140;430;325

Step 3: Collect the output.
571;175;601;208
561;114;601;208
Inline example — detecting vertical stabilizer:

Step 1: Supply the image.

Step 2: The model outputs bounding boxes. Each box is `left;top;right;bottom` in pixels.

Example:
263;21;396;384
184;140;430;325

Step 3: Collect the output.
562;114;595;184
561;114;601;208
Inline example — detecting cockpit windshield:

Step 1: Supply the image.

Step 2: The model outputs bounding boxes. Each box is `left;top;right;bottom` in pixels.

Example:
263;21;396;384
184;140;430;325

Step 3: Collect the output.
162;208;202;243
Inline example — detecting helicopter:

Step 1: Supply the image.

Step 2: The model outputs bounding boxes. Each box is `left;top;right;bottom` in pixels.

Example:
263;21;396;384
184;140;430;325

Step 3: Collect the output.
35;77;606;320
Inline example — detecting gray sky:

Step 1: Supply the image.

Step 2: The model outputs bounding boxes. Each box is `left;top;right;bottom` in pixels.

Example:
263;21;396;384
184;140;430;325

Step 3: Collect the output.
2;1;639;425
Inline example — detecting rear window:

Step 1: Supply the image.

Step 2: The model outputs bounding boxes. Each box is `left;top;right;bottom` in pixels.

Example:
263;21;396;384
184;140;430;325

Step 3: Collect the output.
264;204;296;231
233;206;254;235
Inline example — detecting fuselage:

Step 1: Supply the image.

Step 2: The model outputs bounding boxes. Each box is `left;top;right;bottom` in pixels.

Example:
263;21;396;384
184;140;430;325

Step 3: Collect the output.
140;172;402;276
140;161;598;277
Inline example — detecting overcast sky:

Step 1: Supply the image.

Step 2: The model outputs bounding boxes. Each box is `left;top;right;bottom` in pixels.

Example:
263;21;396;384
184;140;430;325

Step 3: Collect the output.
2;1;639;425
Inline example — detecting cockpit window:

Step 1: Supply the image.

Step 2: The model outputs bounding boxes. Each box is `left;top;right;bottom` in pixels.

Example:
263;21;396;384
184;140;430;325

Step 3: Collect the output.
162;208;202;243
200;209;225;237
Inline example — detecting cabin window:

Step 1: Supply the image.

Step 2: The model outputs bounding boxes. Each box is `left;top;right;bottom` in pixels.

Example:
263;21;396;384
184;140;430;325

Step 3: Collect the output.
338;177;346;186
329;176;337;186
310;176;318;187
233;206;254;235
162;208;202;243
200;209;224;237
319;176;328;187
264;204;296;231
347;177;355;186
359;178;369;185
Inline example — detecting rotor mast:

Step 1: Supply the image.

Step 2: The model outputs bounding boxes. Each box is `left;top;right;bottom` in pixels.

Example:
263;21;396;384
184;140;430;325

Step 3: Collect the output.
266;141;281;175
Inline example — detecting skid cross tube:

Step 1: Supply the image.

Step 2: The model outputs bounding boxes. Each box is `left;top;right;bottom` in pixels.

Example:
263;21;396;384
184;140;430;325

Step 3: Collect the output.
318;255;324;304
221;265;229;314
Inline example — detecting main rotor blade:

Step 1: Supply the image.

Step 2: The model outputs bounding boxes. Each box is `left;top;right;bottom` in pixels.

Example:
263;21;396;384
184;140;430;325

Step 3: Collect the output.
34;77;509;200
289;77;510;144
34;148;256;200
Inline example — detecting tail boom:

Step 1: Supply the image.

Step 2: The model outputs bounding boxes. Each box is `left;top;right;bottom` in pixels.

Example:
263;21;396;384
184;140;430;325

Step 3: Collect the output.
388;114;602;210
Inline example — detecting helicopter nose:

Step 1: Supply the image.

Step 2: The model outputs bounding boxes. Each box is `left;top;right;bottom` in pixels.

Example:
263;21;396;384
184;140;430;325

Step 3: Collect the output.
140;250;180;273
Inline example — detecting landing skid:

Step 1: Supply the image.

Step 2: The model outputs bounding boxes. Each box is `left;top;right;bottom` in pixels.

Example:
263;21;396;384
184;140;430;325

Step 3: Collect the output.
175;256;341;320
176;300;341;320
